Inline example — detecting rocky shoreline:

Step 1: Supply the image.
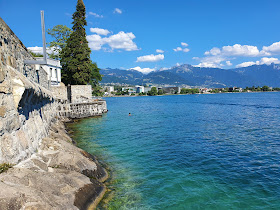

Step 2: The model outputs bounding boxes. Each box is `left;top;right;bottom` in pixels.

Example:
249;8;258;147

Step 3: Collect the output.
0;119;109;209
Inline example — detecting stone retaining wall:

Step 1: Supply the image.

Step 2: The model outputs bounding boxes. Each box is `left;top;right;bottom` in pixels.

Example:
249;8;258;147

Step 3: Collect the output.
58;100;107;119
0;64;57;164
0;17;49;89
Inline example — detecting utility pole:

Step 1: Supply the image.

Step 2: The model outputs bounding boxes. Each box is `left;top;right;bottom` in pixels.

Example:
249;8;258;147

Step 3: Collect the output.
41;10;47;64
24;10;47;65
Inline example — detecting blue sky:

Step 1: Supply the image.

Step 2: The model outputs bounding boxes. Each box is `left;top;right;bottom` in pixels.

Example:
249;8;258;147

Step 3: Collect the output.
1;0;280;73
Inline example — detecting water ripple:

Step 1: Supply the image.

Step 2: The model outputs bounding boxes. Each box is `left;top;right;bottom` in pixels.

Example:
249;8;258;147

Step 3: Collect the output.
72;92;280;209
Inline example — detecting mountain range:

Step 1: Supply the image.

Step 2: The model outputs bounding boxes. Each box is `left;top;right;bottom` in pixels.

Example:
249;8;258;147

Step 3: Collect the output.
100;64;280;88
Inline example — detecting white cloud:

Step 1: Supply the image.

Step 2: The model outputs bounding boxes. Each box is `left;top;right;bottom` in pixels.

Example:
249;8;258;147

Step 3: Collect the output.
261;42;280;56
205;47;221;56
196;43;265;68
90;28;110;36
182;48;190;52
195;62;220;68
236;57;280;68
87;35;104;51
89;12;103;18
226;61;233;66
174;47;182;52
27;46;57;55
192;57;199;60
195;41;280;68
130;66;155;74
205;44;260;57
87;31;139;51
114;8;122;14
236;61;257;68
136;54;164;62
259;57;280;65
103;32;138;51
156;49;164;53
195;56;226;68
173;43;190;53
181;42;189;47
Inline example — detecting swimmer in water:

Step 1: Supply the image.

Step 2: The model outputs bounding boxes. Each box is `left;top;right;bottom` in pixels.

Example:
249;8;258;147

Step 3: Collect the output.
129;113;131;116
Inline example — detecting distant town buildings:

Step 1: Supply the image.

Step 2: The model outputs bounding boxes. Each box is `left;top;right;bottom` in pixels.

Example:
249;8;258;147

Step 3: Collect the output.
200;88;212;94
122;87;137;94
104;86;114;93
229;87;243;92
135;85;145;93
101;84;275;96
160;87;181;94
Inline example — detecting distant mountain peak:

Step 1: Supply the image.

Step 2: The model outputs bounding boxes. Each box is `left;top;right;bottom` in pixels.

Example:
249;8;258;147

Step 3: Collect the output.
100;64;280;87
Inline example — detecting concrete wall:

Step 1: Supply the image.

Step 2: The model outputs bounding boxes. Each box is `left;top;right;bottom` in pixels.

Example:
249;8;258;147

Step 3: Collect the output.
70;85;92;103
51;85;94;103
0;17;49;89
51;85;68;101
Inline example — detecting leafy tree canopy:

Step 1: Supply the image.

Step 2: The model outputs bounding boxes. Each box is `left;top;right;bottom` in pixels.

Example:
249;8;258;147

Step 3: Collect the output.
47;25;72;60
158;89;164;95
28;50;43;58
147;87;158;96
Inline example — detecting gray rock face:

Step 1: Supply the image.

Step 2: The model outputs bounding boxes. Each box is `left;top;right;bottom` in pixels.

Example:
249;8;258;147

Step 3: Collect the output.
0;65;57;164
0;121;108;209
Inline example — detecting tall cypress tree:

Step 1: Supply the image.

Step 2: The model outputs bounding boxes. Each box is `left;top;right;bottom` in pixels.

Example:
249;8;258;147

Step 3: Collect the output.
61;0;102;85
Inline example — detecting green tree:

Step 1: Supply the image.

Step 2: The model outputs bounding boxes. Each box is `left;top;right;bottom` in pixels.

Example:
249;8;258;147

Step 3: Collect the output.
47;25;72;60
28;50;43;57
180;88;199;94
262;85;270;91
158;89;164;95
60;0;102;86
147;87;158;96
92;85;104;96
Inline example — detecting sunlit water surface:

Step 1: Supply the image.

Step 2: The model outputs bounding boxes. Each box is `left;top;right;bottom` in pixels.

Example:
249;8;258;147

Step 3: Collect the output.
71;93;280;209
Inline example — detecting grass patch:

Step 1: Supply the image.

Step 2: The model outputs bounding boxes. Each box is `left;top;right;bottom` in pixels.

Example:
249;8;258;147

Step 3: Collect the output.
0;163;13;174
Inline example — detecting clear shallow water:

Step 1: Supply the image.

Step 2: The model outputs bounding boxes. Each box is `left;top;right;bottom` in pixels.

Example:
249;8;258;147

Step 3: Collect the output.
71;93;280;209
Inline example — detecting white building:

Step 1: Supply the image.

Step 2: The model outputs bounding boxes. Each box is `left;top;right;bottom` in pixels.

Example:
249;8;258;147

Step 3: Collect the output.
35;58;61;86
122;87;136;94
104;86;114;93
135;85;145;93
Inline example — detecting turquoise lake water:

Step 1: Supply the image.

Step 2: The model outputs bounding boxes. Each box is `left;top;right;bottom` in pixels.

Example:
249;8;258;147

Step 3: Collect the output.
71;92;280;209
